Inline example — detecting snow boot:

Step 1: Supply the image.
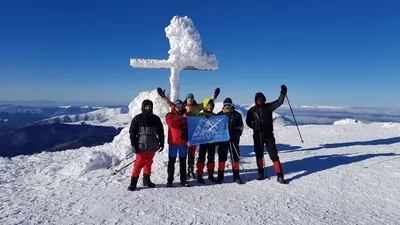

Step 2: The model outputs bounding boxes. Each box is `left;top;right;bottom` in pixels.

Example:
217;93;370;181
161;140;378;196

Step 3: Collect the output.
277;172;286;184
166;175;174;187
197;175;205;184
143;174;155;188
167;157;175;187
208;175;217;184
187;149;196;179
187;166;196;179
217;170;224;184
127;177;138;191
180;180;190;187
179;158;189;187
256;168;264;180
233;169;243;184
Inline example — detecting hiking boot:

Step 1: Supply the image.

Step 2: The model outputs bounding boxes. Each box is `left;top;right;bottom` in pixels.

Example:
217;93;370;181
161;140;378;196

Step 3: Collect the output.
217;171;224;184
197;175;205;184
143;174;155;188
127;177;138;191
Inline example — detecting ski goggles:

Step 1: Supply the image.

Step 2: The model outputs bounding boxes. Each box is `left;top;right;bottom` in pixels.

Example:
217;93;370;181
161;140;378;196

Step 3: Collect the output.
175;103;183;108
223;103;232;108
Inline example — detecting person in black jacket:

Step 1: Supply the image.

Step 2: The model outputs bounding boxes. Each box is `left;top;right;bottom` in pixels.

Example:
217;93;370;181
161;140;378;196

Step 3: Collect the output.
127;99;165;191
217;98;244;184
246;85;287;184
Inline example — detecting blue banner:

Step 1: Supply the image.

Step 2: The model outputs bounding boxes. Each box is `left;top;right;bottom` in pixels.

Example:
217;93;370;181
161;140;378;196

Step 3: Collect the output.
186;115;230;145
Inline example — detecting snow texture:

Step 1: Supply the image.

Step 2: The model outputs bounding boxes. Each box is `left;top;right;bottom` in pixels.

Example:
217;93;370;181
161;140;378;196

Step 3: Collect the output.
333;118;363;125
128;59;170;69
165;16;219;71
1;90;400;224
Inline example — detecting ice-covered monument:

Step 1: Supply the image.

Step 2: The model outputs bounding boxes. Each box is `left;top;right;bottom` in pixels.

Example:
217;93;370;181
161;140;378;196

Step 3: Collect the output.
130;16;219;101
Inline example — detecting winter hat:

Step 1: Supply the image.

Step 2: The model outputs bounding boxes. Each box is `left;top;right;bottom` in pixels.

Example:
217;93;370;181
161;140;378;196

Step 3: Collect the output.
185;93;194;100
223;98;233;105
173;99;183;107
203;98;214;109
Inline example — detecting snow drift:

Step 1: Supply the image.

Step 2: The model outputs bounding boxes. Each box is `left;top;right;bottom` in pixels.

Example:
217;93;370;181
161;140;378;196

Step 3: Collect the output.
333;118;363;125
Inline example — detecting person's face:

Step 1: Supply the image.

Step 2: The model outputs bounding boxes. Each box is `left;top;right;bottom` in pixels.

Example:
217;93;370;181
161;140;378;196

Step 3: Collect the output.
256;96;265;105
206;103;213;111
187;97;194;105
145;105;152;111
223;103;232;111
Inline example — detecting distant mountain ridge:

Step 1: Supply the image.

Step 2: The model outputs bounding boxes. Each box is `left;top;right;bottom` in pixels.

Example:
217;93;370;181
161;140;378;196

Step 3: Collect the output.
0;123;121;157
35;108;131;128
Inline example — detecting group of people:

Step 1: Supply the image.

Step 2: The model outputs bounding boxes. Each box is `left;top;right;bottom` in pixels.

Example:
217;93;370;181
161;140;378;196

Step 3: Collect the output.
127;85;288;191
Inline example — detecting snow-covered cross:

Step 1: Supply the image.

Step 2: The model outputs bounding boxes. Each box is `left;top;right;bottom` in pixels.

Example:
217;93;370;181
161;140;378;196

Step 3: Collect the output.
130;16;219;101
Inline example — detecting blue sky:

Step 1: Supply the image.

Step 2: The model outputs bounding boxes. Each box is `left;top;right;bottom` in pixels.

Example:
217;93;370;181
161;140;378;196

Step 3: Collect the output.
0;0;398;107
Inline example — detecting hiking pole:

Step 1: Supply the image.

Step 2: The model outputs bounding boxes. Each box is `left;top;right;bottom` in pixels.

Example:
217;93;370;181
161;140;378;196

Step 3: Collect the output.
286;95;304;143
259;135;269;179
112;158;136;175
230;142;249;181
105;151;135;170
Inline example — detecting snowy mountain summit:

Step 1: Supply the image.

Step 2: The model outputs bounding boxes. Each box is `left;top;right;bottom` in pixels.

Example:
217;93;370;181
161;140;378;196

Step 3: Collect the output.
1;89;400;224
1;14;400;224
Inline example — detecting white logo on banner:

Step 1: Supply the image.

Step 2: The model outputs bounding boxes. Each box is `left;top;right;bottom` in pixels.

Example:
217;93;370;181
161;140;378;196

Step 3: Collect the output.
192;117;225;141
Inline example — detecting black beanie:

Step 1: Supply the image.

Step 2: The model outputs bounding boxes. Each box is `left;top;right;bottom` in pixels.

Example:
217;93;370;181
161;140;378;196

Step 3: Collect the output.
223;98;233;104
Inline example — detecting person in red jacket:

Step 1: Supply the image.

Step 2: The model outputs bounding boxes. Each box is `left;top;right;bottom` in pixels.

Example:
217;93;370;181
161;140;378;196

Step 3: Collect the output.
165;100;190;187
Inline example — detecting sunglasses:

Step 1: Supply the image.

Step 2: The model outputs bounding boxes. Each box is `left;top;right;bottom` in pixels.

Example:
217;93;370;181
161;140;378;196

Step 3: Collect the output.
223;103;232;108
175;104;183;108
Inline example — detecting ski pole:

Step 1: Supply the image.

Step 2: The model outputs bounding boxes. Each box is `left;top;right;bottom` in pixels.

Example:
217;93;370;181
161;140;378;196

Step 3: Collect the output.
112;159;136;175
258;134;269;179
105;151;135;170
286;95;304;143
230;142;249;181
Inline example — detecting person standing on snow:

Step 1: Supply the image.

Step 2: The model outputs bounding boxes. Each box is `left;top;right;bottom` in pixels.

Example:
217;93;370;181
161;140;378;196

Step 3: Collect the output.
127;99;165;191
157;87;220;180
246;85;288;184
165;99;190;187
216;98;244;184
196;98;218;184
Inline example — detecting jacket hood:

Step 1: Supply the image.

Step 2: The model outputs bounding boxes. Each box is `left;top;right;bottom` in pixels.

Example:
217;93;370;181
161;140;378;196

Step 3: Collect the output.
141;99;153;114
203;98;214;110
255;92;266;104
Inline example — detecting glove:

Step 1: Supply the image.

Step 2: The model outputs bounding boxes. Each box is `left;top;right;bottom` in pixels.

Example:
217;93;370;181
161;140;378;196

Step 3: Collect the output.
157;87;166;98
281;85;287;95
236;133;241;141
158;142;164;152
214;87;220;99
132;143;140;153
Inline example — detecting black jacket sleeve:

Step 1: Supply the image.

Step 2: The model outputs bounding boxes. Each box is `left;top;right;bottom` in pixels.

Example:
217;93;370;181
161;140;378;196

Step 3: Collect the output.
267;93;285;111
129;116;140;150
235;112;244;136
156;116;165;145
246;107;255;129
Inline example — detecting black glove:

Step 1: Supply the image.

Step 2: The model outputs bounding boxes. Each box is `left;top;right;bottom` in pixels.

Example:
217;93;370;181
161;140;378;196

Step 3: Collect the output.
157;87;166;98
236;133;241;141
281;85;287;95
214;87;220;99
132;143;140;153
158;142;165;152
